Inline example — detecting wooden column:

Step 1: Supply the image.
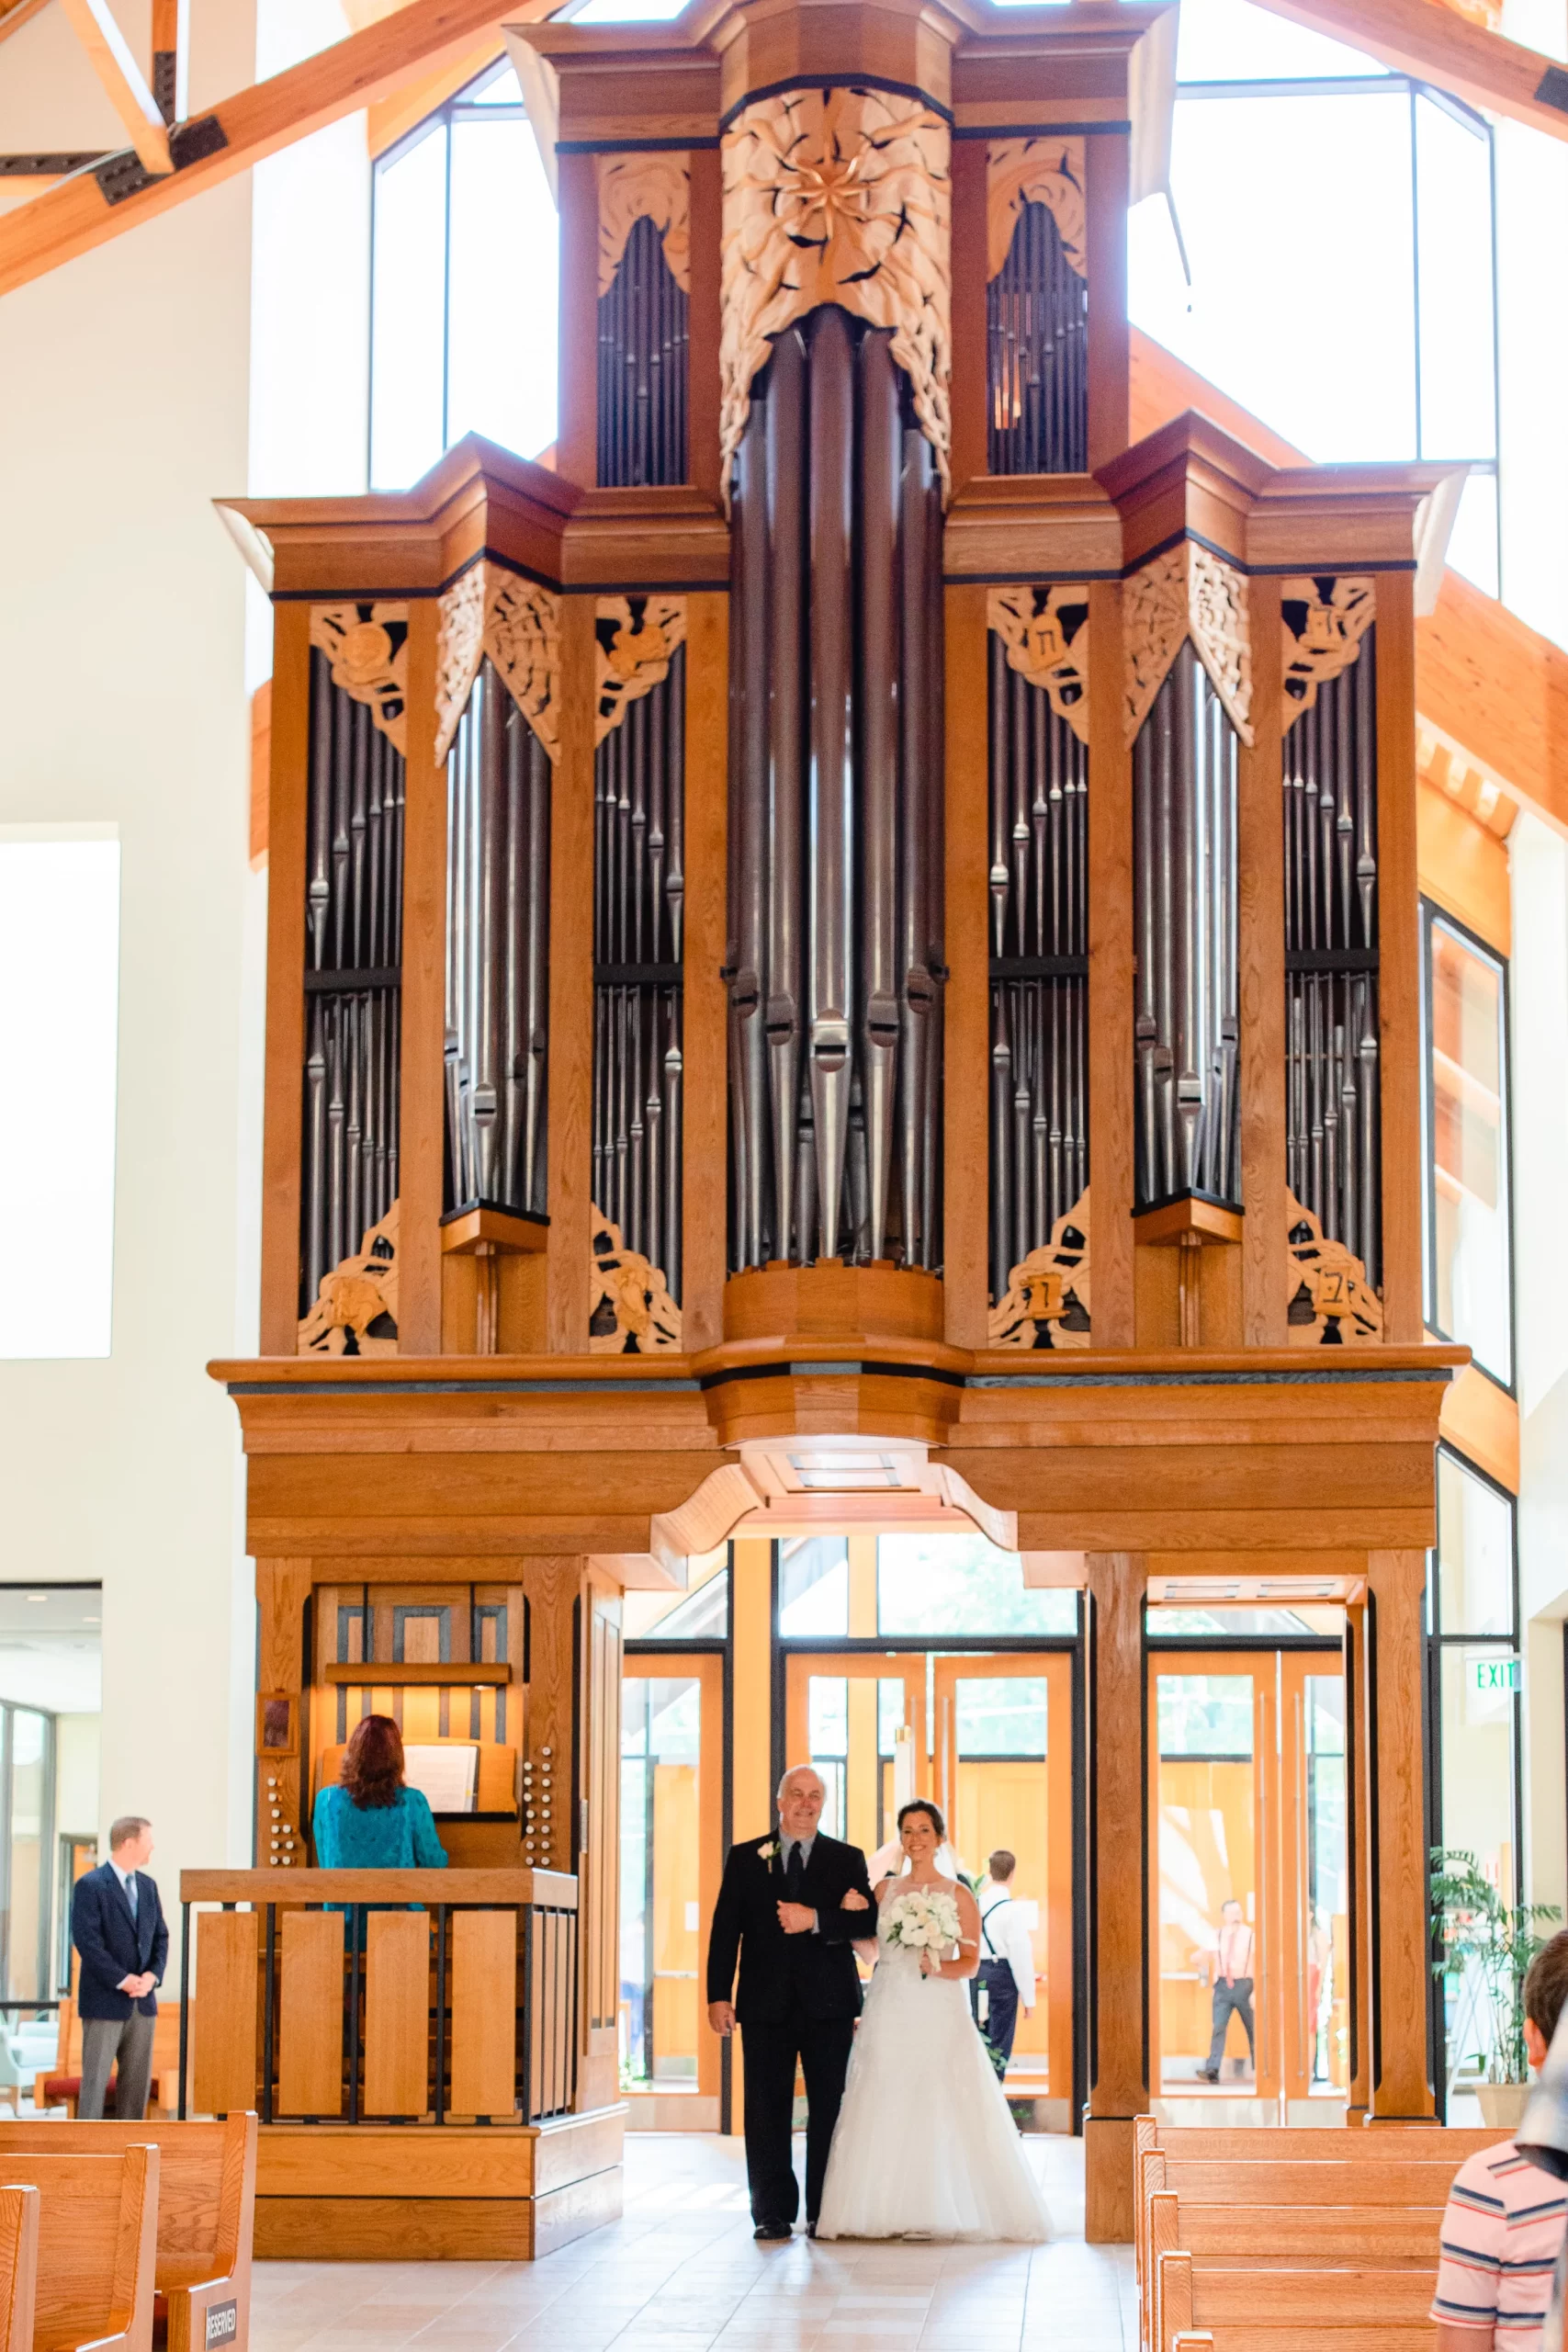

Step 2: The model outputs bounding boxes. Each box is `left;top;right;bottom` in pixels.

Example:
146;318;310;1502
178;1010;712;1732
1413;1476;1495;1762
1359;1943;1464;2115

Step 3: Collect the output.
687;147;722;505
1085;1551;1146;2241
948;137;987;492
1085;133;1131;472
1365;1548;1436;2121
547;599;596;1352
943;581;990;1350
259;605;311;1357
1087;580;1134;1346
521;1558;581;1874
397;594;446;1354
557;151;598;491
255;1558;311;1867
1375;571;1423;1342
1345;1595;1373;2122
682;590;729;1352
1238;575;1287;1344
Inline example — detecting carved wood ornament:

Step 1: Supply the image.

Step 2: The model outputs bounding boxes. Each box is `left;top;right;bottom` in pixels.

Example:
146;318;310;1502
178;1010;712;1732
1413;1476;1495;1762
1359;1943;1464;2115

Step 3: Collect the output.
987;137;1087;281
434;563;560;766
598;153;691;297
719;85;952;502
310;605;409;754
987;1191;1091;1349
1124;544;1253;745
594;595;687;746
299;1202;400;1356
1285;1192;1383;1343
987;584;1089;744
589;1206;682;1352
1280;576;1376;725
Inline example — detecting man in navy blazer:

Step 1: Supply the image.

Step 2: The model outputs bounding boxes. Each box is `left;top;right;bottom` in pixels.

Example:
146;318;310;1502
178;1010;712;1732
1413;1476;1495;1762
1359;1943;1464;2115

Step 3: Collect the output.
72;1815;168;2120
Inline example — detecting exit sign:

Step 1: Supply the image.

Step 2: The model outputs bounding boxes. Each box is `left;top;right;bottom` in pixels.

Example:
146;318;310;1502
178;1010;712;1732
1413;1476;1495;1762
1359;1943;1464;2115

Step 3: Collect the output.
1472;1656;1521;1696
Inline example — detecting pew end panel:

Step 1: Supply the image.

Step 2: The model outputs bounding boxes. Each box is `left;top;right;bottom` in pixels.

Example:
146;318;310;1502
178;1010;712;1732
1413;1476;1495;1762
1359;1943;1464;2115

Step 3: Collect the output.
0;2187;37;2352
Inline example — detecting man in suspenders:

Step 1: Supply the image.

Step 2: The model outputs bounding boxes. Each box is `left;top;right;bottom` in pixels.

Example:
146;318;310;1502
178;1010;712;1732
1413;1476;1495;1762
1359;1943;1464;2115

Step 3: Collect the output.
972;1849;1037;2068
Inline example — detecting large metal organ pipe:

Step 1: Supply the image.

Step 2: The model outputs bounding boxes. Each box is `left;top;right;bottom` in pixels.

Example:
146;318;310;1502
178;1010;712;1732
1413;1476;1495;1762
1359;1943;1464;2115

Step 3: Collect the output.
592;647;685;1295
1133;645;1240;1210
299;649;406;1315
444;662;551;1218
598;212;689;489
987;639;1089;1303
1283;630;1381;1293
987;198;1089;476
727;309;945;1273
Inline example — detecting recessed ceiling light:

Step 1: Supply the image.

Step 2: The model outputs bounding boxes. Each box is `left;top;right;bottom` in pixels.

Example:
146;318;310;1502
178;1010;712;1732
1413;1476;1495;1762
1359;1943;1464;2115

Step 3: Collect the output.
26;1594;45;1604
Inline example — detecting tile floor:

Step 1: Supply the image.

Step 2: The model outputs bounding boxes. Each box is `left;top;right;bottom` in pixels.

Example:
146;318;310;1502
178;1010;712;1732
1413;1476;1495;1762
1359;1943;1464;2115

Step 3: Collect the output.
251;2134;1136;2352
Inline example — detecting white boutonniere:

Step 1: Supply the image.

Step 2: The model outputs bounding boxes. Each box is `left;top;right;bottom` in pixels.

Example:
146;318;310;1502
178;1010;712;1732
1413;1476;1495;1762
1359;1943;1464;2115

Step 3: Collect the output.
759;1839;781;1862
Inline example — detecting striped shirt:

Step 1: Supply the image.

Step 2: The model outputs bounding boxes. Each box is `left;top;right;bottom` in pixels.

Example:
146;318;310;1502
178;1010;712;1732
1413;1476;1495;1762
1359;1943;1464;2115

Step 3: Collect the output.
1431;2141;1568;2346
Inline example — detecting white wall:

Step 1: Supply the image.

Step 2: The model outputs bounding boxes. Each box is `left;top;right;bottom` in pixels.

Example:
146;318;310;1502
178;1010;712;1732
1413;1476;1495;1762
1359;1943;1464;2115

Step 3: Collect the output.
0;0;258;1943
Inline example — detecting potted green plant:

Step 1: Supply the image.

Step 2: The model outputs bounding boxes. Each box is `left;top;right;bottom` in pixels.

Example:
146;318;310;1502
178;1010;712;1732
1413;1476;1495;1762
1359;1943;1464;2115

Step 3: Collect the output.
1430;1848;1562;2127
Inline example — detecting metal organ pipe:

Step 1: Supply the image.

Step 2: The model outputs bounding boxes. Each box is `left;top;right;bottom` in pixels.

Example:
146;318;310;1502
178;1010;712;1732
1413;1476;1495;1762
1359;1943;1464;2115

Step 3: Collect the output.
1282;628;1381;1296
726;307;945;1272
299;649;405;1318
987;200;1088;476
445;662;551;1219
1132;645;1240;1210
598;213;689;488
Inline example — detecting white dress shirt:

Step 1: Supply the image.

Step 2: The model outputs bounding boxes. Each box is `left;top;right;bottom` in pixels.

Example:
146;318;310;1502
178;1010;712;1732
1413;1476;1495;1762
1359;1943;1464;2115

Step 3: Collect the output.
977;1883;1036;2007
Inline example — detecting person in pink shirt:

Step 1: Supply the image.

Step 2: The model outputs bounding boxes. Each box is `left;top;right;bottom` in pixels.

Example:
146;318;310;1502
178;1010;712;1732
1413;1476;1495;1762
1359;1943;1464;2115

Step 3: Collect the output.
1433;1929;1568;2349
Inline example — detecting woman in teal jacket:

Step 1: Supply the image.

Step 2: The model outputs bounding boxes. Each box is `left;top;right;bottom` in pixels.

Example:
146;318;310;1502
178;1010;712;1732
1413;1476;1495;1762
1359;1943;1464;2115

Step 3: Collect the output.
312;1713;448;1881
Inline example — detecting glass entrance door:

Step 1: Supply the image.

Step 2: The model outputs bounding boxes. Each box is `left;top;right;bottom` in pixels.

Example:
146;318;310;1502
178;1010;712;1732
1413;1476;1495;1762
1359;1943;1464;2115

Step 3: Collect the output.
1148;1651;1348;2109
784;1654;927;1862
620;1653;724;2121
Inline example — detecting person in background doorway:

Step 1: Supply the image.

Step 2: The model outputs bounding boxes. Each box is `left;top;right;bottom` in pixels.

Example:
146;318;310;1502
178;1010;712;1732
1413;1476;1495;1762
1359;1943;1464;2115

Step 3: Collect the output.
972;1849;1037;2069
1195;1896;1255;2083
72;1816;167;2120
1435;1927;1568;2349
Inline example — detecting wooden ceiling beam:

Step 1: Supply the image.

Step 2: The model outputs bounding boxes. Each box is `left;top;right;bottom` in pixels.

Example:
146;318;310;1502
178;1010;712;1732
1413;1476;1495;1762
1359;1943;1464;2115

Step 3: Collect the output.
0;0;538;301
1258;0;1568;142
59;0;171;175
151;0;188;123
0;0;53;52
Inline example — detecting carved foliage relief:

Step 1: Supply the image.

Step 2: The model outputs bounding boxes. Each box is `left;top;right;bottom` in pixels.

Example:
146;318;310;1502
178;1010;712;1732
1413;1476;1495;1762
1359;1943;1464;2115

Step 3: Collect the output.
310;604;409;754
987;583;1089;744
598;153;691;297
590;1205;682;1352
987;137;1087;281
1280;576;1376;725
987;1190;1091;1349
1124;545;1253;746
435;563;561;766
594;595;687;747
719;85;952;500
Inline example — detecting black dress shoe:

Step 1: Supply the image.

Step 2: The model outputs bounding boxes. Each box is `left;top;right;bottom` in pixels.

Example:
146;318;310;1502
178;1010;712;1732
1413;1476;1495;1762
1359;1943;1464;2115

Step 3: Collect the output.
754;2221;793;2242
806;2222;818;2240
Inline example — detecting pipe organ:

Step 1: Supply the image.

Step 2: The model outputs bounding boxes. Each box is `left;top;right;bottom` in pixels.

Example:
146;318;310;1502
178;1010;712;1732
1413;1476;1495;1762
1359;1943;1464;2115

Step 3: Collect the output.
216;0;1468;2253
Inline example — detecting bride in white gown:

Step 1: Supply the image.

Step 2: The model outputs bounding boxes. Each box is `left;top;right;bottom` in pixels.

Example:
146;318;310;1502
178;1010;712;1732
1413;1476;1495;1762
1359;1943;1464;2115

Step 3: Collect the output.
815;1800;1051;2243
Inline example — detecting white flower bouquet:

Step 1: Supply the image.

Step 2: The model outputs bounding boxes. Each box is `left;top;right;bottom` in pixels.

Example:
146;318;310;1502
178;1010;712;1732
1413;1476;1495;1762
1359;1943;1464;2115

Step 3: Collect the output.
883;1887;961;1975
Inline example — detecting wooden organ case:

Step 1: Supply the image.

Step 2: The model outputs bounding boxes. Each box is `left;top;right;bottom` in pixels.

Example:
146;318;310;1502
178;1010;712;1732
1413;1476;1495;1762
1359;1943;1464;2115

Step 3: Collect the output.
214;0;1468;2253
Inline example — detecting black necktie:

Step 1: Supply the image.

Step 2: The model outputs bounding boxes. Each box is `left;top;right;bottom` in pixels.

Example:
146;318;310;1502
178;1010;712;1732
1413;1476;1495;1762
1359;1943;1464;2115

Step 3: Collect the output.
785;1842;804;1901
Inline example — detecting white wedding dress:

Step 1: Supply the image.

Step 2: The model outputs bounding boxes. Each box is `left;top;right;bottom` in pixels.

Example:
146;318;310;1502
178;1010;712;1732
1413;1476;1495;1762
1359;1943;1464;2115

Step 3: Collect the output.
815;1883;1052;2242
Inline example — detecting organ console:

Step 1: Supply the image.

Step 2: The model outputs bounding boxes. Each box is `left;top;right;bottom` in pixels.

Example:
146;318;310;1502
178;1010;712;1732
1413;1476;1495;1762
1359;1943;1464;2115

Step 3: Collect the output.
209;0;1467;2254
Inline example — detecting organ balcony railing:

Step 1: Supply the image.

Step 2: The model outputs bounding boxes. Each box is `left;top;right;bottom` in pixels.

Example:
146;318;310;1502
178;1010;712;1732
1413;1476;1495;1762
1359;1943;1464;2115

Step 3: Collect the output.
220;0;1460;1373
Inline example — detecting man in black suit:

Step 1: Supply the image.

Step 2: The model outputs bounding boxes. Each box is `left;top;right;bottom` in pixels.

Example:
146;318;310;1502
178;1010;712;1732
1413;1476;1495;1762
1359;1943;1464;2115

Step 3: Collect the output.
72;1815;168;2120
707;1765;874;2240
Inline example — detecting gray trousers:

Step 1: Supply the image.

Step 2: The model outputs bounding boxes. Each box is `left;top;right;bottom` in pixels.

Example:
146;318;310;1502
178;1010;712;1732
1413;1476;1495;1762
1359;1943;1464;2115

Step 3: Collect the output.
78;2012;156;2120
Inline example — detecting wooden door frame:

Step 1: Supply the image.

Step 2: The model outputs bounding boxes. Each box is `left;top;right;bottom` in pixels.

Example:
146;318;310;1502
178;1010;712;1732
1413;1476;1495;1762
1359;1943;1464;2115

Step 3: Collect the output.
931;1651;1074;2103
622;1651;725;2104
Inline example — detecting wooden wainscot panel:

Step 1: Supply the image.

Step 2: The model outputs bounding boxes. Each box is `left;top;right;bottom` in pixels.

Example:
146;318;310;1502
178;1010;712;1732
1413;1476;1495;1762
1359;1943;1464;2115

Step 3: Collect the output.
531;2104;627;2198
194;1911;260;2118
450;1911;518;2120
278;1910;344;2117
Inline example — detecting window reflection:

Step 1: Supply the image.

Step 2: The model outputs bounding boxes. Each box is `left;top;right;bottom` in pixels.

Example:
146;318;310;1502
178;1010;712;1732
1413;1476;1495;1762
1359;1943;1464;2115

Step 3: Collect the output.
1436;1449;1515;1640
876;1536;1077;1636
778;1537;850;1637
619;1676;701;2088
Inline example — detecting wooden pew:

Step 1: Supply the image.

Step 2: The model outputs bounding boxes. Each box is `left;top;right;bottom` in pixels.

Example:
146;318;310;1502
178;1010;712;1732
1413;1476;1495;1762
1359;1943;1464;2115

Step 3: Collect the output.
1131;2119;1507;2325
0;2146;158;2352
0;2120;254;2352
1147;2177;1449;2352
33;2004;186;2120
0;2188;39;2352
1159;2250;1437;2350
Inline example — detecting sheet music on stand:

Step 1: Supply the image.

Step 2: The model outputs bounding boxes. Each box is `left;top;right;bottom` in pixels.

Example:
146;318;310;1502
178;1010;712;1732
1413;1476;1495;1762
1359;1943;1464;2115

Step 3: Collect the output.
403;1744;479;1814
